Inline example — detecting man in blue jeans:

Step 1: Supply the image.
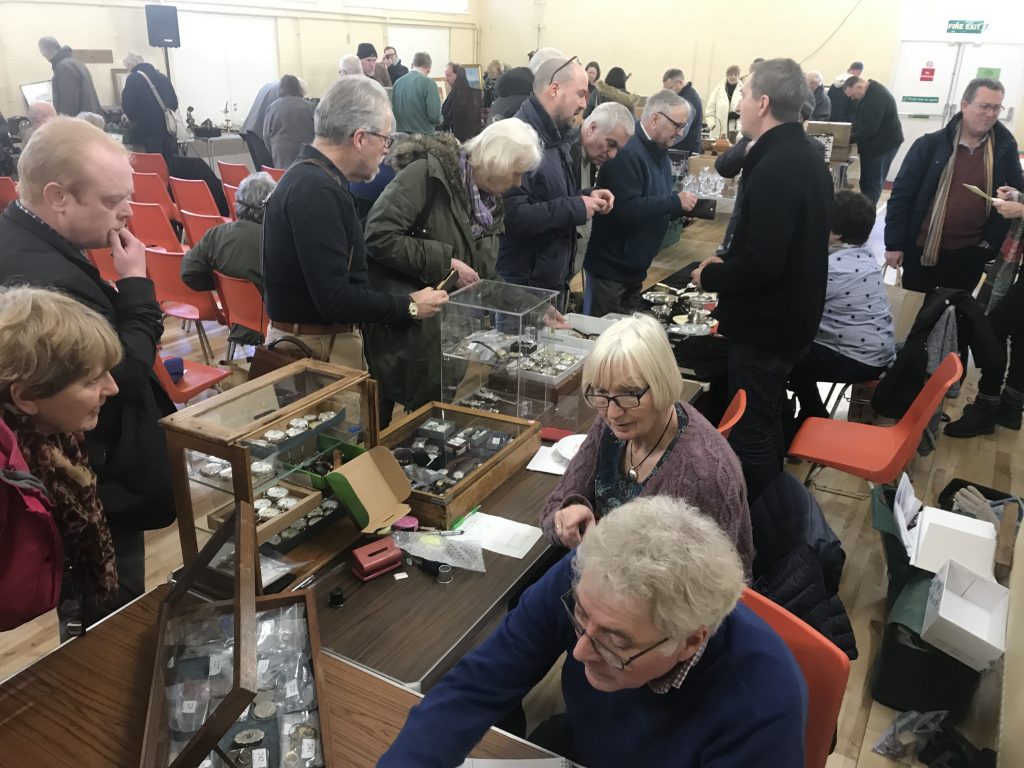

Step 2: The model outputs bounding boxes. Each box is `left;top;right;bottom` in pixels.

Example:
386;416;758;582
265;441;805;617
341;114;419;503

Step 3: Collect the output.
693;59;833;501
843;76;903;204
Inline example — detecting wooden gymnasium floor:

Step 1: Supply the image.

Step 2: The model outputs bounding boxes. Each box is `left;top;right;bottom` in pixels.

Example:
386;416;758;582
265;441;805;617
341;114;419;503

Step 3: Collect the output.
1;211;1018;767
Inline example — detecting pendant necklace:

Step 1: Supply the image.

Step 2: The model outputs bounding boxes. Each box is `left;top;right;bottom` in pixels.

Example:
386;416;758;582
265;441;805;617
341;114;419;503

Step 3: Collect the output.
627;413;674;482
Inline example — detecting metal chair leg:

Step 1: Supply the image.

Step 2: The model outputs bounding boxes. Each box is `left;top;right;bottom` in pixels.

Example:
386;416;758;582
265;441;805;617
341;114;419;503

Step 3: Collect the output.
194;321;213;366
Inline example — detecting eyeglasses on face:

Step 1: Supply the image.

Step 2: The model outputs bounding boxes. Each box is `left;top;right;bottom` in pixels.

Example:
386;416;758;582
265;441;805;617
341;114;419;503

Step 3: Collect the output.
361;130;395;148
584;385;650;410
659;111;687;134
561;589;669;670
548;54;581;87
973;102;1005;115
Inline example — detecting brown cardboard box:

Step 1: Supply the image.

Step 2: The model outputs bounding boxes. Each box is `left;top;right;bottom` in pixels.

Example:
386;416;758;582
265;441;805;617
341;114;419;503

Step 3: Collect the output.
687;154;718;177
327;446;412;533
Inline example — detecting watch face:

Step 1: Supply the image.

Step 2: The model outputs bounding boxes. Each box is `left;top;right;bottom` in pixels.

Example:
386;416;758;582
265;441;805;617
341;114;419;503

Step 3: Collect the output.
409;301;418;317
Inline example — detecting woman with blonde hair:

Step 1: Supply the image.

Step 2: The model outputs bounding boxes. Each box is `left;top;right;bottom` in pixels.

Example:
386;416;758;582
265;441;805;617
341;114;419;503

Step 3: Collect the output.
540;314;753;574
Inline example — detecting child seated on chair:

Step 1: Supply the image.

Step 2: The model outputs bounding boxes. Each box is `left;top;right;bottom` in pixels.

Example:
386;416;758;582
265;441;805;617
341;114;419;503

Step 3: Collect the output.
786;191;896;438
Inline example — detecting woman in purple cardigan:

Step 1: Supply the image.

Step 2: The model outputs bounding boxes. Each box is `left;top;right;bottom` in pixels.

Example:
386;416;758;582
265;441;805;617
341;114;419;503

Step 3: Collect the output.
541;315;754;574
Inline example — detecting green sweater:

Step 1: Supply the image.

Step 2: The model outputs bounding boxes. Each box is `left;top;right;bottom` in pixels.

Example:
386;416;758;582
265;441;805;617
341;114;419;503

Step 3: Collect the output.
392;70;442;135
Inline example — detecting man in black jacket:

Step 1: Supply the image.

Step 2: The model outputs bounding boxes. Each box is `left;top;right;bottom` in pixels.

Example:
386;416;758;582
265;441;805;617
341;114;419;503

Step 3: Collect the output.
498;56;614;307
693;58;833;502
584;90;697;316
884;78;1022;293
844;76;903;204
121;52;179;160
663;68;704;155
262;76;447;370
0;117;175;633
827;61;862;123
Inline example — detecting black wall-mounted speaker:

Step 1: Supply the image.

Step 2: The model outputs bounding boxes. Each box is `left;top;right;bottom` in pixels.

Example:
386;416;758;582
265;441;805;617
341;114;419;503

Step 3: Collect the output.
145;5;180;48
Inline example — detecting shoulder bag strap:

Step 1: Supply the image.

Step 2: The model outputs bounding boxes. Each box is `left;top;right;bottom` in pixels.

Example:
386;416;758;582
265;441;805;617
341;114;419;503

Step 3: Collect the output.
135;71;169;112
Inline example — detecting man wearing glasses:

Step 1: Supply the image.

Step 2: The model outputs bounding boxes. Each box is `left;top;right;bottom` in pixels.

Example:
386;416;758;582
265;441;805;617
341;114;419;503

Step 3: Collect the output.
379;496;806;767
498;55;616;309
842;75;903;204
885;77;1022;293
262;76;448;370
583;89;699;316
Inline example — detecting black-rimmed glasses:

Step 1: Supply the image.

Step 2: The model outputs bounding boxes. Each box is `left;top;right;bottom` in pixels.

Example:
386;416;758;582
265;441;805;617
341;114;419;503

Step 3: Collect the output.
363;130;395;148
584;385;650;410
659;111;686;134
548;54;581;86
561;590;669;670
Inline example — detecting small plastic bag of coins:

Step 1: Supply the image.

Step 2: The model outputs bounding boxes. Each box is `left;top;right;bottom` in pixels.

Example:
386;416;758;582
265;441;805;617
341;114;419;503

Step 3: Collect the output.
278;710;324;768
167;678;212;734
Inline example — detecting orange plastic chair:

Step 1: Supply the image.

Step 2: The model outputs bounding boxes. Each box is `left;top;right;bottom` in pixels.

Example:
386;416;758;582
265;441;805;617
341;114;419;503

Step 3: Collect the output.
169;176;224;218
85;248;120;284
213;270;268;361
261;166;285;182
717;388;746;438
153;353;229;404
127;201;183;253
132;171;181;224
788;352;963;486
0;176;17;208
145;248;221;364
741;588;850;768
217;161;250;188
128;152;169;184
222;183;239;221
181;210;225;248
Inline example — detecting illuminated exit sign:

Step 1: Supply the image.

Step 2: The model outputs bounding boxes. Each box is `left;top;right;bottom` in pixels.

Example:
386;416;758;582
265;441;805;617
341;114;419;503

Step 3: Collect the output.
947;19;985;34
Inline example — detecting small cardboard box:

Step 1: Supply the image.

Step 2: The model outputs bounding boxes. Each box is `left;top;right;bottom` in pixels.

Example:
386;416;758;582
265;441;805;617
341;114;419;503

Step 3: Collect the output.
325;446;411;533
922;560;1009;671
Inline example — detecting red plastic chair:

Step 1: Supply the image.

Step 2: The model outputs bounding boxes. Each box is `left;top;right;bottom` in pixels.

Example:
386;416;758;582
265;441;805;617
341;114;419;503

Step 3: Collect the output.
217;161;250;188
717;388;746;438
741;589;850;768
0;176;17;208
222;183;239;221
169;176;224;218
181;210;225;248
153;353;229;404
128;152;169;184
132;171;181;224
85;248;120;284
213;270;268;361
127;201;183;253
788;352;963;486
261;166;285;182
145;248;221;364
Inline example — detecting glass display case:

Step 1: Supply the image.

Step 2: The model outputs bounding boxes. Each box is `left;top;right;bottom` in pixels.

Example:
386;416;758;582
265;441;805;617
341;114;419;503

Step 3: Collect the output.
160;359;378;578
440;280;585;420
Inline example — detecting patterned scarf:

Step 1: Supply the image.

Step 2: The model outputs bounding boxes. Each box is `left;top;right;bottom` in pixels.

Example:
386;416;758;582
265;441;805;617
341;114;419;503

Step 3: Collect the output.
3;412;119;604
921;119;994;267
459;151;496;238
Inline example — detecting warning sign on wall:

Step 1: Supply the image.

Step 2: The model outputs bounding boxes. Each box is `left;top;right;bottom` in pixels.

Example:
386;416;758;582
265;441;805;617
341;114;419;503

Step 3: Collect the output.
920;67;936;81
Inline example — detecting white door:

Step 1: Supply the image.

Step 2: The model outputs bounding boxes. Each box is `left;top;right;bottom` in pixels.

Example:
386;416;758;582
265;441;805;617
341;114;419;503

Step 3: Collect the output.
954;42;1024;126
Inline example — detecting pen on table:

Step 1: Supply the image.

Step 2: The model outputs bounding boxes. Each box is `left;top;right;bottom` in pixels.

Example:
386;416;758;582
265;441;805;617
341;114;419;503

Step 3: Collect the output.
451;505;481;530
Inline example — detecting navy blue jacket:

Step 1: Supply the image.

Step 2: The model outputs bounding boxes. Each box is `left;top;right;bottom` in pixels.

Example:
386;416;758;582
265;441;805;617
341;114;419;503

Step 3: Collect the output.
884;114;1023;253
379;553;807;768
498;95;586;292
121;63;178;144
675;82;704;154
585;121;682;285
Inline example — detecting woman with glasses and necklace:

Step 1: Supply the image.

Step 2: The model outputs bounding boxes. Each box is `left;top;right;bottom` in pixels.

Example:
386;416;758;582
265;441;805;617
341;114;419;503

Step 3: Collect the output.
540;314;753;575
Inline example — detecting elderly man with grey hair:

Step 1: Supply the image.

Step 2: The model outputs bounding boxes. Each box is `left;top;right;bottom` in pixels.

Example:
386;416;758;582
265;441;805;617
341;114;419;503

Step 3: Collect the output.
380;496;807;767
181;172;276;349
38;36;101;116
338;54;363;77
805;70;831;121
261;76;447;370
583;90;699;316
121;51;179;158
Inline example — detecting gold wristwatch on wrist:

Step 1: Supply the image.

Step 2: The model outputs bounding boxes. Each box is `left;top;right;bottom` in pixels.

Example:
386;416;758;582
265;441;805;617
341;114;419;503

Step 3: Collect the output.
408;301;418;319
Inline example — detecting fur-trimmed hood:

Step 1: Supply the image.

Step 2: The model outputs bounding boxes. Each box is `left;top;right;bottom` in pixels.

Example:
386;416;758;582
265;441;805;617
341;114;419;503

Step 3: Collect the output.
389;131;469;211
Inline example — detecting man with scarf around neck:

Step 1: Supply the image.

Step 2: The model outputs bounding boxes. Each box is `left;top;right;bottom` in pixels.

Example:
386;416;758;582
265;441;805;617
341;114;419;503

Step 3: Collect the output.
885;78;1023;294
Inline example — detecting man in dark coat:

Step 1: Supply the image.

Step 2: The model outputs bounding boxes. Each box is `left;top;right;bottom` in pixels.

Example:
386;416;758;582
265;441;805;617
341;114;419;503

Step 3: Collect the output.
844;75;904;204
663;68;704;155
498;56;614;307
827;61;863;123
383;46;409;83
120;52;179;159
38;36;102;116
0;117;175;634
693;59;834;502
488;66;533;124
805;71;831;121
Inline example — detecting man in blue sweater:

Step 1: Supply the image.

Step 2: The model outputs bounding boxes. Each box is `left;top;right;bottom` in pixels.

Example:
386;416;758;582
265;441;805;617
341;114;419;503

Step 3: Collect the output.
378;496;807;768
583;89;698;316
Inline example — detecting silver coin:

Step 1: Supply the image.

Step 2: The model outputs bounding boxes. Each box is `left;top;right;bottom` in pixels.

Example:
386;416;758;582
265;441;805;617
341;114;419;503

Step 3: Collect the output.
317;410;336;421
251;460;273;475
288;418;309;430
286;427;305;438
253;498;273;510
302;413;317;422
275;496;298;510
291;517;308;530
233;728;265;746
280;527;299;540
264;429;286;443
252;701;277;720
252;690;275;704
321;499;340;513
266;486;289;499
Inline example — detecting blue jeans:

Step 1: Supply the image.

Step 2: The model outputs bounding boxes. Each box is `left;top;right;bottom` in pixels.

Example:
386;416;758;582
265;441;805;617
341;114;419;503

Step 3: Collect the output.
858;146;899;205
727;342;806;502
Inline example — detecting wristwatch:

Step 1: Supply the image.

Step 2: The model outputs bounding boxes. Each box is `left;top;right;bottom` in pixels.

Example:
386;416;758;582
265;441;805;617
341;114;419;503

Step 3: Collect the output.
408;301;418;319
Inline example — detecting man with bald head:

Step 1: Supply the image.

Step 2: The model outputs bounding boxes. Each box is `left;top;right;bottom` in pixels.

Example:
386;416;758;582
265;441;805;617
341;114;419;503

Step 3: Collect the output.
498;55;615;306
0;117;175;635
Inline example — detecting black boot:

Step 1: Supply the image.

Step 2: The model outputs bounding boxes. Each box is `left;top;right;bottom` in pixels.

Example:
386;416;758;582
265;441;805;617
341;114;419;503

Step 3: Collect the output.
996;387;1023;430
944;395;999;438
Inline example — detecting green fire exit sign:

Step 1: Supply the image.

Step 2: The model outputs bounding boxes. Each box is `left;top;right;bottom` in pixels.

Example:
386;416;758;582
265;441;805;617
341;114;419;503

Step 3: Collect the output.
903;96;940;104
947;19;984;33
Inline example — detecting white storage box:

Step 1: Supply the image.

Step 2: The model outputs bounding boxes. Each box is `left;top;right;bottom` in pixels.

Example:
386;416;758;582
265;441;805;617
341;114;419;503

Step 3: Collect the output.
922;560;1009;671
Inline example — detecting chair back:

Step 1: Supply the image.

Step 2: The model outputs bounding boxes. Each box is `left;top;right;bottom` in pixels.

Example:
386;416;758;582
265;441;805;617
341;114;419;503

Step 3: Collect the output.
214;271;268;339
169;176;220;217
127;201;182;252
152;353;229;404
216;161;250;188
741;588;850;768
129;152;169;184
261;166;285;182
145;248;221;322
132;171;180;224
718;388;747;438
181;210;225;247
222;184;238;221
0;176;17;208
85;248;120;284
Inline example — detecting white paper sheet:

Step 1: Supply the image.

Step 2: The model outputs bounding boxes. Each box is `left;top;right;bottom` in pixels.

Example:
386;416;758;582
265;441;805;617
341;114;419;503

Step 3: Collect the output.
454;511;543;559
894;472;921;553
526;445;570;475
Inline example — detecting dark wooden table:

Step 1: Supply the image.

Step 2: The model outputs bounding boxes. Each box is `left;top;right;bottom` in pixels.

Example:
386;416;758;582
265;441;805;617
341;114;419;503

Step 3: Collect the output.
0;585;550;767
